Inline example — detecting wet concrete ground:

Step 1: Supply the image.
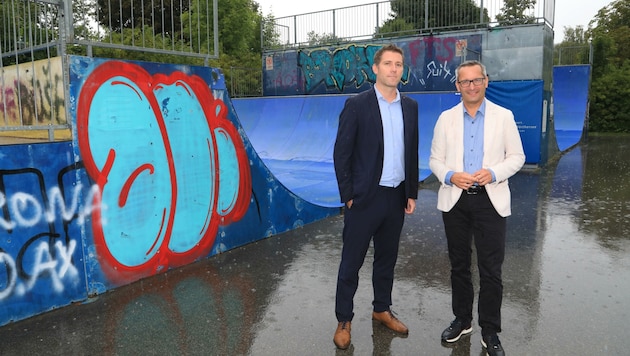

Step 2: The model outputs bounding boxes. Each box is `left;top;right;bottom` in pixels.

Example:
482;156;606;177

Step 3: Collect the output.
0;134;629;355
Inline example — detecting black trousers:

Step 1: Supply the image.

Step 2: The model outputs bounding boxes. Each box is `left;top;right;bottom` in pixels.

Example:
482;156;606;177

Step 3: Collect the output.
442;189;506;335
335;184;406;322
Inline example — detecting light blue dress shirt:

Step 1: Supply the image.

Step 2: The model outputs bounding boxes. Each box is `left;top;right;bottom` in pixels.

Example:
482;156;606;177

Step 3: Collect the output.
463;100;486;174
446;99;496;185
374;86;405;188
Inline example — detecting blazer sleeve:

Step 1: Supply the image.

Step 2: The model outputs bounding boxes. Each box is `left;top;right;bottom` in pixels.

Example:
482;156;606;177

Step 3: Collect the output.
403;96;419;199
429;105;460;184
333;97;358;203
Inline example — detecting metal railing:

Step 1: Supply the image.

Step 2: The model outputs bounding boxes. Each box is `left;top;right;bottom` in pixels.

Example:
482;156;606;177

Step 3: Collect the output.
229;67;263;98
0;0;219;143
555;45;593;66
1;0;66;142
263;0;555;50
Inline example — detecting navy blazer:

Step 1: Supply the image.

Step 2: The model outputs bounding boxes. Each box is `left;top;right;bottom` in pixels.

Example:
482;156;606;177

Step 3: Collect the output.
334;88;419;207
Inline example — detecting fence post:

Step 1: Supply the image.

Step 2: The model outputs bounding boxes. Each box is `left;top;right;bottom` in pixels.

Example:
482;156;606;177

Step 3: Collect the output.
376;3;380;35
60;0;73;136
424;0;429;29
294;16;298;45
333;10;336;39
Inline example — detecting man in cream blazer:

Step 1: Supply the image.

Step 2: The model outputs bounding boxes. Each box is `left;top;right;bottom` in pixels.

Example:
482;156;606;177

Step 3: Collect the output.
429;60;524;356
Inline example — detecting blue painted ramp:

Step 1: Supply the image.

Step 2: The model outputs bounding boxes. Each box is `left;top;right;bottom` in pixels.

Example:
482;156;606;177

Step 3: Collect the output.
553;65;591;151
233;96;348;207
407;93;462;179
235;82;550;208
233;94;462;208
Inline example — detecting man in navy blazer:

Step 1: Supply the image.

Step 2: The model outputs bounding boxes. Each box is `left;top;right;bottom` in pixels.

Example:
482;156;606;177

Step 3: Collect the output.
332;44;419;350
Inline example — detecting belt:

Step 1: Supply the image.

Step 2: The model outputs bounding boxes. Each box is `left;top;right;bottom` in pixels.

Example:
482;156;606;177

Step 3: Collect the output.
466;185;486;195
379;183;402;190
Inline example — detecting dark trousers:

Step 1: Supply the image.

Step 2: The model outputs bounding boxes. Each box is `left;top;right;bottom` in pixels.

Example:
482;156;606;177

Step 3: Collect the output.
335;185;406;322
442;190;506;335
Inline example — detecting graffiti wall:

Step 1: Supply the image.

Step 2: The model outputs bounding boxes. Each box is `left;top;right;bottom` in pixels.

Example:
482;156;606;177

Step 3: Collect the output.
0;56;337;326
0;141;90;324
263;34;481;95
0;57;66;126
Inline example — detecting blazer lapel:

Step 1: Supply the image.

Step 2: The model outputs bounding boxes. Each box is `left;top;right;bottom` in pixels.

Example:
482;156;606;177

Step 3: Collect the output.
454;102;465;171
483;100;496;161
367;89;384;148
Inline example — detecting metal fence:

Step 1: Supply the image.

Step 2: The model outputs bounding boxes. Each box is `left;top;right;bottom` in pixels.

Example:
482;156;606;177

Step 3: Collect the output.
555;45;593;66
1;0;65;142
264;0;555;49
229;67;263;98
1;0;218;142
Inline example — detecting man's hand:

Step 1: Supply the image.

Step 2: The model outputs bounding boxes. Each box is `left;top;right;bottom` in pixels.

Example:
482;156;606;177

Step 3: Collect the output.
405;198;416;214
450;172;477;190
473;168;492;186
346;199;353;209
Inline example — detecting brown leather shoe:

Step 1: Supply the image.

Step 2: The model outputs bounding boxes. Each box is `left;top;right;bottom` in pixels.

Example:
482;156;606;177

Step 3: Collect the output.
372;310;409;334
333;321;351;349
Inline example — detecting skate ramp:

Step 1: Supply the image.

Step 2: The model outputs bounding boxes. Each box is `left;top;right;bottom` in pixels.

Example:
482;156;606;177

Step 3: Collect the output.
232;93;462;208
553;65;591;151
233;96;346;207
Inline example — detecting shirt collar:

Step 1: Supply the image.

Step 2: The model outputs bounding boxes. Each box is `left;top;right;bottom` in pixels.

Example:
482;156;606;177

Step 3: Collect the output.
465;99;487;119
374;86;401;103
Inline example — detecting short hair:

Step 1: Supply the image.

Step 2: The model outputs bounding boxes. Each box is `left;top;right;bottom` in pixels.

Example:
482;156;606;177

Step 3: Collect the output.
373;44;404;65
455;60;487;81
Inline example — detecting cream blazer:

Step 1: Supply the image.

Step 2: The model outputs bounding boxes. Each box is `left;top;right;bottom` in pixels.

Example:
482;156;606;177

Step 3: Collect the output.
429;99;525;217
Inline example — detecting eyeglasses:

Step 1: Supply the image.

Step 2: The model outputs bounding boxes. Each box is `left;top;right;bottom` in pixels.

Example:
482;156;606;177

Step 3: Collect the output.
457;77;486;87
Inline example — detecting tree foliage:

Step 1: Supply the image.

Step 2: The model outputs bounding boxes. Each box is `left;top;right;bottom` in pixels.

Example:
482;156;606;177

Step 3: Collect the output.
553;26;591;65
585;0;630;132
260;13;283;50
376;17;418;38
96;0;188;35
377;0;489;36
306;31;346;46
495;0;537;25
0;1;60;65
589;61;630;132
3;0;268;96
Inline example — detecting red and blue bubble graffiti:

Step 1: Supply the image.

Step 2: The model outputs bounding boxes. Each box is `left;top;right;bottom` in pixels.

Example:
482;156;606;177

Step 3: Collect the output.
77;61;251;282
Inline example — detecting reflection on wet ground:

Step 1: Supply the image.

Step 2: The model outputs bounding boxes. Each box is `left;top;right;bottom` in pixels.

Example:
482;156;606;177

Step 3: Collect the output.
0;134;629;355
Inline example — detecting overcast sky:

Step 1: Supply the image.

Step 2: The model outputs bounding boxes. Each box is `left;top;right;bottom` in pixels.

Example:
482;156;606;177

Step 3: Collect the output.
255;0;613;43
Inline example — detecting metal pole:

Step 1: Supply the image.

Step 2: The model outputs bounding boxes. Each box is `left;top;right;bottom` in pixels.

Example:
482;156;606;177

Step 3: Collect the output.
294;16;297;45
333;10;336;39
213;0;219;59
424;0;429;29
375;3;379;35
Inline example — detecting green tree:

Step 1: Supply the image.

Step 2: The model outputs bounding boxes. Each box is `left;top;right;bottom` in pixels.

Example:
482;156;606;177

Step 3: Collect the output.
375;18;417;38
587;0;630;132
588;0;630;73
553;26;591;65
305;31;346;46
589;61;630;132
260;13;284;50
73;0;97;41
495;0;537;25
96;0;188;36
377;0;489;35
216;0;259;55
1;1;58;65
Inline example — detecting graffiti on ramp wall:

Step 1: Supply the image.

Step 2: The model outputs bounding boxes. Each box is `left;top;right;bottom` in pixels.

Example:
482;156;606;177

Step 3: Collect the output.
76;60;252;284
